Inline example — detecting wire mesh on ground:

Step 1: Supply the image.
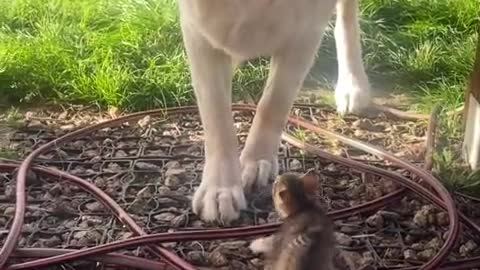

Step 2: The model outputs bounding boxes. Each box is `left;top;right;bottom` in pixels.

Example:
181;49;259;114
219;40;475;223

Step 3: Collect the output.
0;104;479;270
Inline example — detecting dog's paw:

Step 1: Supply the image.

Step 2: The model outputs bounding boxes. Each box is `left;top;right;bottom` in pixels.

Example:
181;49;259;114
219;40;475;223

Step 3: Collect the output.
249;236;274;254
335;73;371;115
240;156;278;192
192;161;246;224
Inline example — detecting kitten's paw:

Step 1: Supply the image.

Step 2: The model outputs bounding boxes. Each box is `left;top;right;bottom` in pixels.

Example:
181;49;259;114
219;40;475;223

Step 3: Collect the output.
335;73;371;115
193;160;246;224
249;237;273;254
240;157;278;192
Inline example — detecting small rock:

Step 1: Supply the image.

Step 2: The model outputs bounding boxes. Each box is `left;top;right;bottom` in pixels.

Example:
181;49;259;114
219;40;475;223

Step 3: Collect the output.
365;183;383;200
354;129;367;138
360;251;374;266
352;119;384;132
171;214;188;227
335;232;353;246
404;249;417;260
337;250;362;270
191;220;204;228
82;150;99;158
89;156;102;163
137;115;151;128
81;215;103;226
24;111;34;120
70;167;87;175
413;205;436;227
27;120;46;129
85;202;104;212
208;250;228;266
57;111;68;120
366;212;384;228
165;167;187;187
267;211;280;223
417;249;436;261
4;206;15;216
105;163;122;172
250;258;263;268
60;124;75;131
118;232;134;240
164;161;181;170
230;260;247;270
115;150;128;158
157;186;172;196
137;186;153;199
218;240;247;251
459;240;478;256
154;212;176;222
378;210;401;221
102;138;114;145
73;230;102;245
177;186;188;194
289;159;302;170
435;212;449;226
145;149;165;156
4;184;15;198
135;162;161;171
325;163;337;171
339;225;358;234
0;217;7;226
186;251;205;265
384;248;401;259
157;197;179;206
425;237;441;250
43;236;62;247
165;176;181;187
411;243;424;251
48;183;63;196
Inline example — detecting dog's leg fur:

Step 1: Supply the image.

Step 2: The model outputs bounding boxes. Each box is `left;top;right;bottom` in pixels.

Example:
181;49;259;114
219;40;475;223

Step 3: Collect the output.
180;20;246;223
334;0;371;114
240;34;327;191
178;0;354;222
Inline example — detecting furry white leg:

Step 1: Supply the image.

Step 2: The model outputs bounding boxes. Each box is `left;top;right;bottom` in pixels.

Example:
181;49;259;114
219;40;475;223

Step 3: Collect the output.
240;26;333;191
334;0;371;114
249;235;275;254
180;21;246;223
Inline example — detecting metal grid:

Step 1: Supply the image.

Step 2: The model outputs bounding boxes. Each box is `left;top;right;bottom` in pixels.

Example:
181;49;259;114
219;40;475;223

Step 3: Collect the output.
1;106;479;269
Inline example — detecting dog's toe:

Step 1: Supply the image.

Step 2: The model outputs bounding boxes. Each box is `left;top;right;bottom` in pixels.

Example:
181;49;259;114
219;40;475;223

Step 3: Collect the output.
241;158;278;192
335;73;371;114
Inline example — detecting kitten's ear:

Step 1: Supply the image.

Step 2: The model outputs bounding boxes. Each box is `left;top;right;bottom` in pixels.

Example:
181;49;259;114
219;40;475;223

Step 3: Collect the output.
300;170;319;195
278;188;292;205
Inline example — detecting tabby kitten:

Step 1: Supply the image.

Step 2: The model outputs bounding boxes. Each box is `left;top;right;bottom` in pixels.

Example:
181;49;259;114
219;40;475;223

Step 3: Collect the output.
249;170;336;270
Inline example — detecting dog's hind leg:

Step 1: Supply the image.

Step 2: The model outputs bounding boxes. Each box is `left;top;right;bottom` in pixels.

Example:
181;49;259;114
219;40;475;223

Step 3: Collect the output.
334;0;371;114
240;25;332;191
180;22;246;223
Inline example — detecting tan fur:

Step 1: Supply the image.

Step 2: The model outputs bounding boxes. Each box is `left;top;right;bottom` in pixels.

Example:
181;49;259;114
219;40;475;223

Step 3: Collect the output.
178;0;371;223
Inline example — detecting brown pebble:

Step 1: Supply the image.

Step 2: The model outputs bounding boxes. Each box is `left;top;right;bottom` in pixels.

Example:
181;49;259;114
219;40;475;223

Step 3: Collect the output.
404;249;417;260
208;250;228;267
187;251;205;265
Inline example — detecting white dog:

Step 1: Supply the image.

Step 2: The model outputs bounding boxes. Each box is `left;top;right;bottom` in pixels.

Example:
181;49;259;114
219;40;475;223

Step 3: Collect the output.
177;0;371;223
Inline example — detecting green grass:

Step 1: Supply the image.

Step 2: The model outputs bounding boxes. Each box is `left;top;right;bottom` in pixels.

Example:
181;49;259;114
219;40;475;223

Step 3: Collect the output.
0;0;478;111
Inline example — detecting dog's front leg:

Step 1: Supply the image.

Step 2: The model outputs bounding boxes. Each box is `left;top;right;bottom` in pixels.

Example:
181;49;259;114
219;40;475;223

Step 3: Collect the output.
240;33;327;191
181;23;246;223
334;0;371;114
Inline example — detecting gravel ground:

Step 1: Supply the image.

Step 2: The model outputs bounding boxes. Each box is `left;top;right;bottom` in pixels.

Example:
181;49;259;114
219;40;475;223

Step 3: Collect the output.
1;104;479;270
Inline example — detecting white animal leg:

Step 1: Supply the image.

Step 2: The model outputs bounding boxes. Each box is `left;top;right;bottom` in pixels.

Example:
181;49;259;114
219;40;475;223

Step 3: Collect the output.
180;22;246;224
334;0;371;114
240;30;331;191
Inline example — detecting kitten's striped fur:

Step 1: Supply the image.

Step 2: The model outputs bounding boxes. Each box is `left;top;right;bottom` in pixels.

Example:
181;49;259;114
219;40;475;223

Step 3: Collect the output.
250;171;336;270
